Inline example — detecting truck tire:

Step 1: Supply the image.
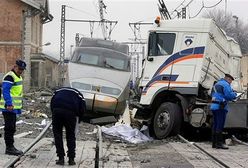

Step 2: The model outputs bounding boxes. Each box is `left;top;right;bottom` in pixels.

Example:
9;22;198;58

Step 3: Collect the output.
153;102;182;139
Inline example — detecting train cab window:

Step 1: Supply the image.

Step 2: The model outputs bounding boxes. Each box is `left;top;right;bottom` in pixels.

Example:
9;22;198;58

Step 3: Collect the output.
148;32;176;56
78;53;99;65
104;57;125;70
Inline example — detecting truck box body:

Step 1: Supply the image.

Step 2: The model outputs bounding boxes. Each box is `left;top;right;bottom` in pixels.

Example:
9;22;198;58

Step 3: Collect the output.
139;19;242;105
134;18;244;139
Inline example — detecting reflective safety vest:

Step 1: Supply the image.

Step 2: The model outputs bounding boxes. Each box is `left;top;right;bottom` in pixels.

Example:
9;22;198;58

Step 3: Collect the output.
0;71;23;109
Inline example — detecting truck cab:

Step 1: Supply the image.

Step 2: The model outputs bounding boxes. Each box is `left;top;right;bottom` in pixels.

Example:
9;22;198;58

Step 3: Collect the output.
135;18;243;139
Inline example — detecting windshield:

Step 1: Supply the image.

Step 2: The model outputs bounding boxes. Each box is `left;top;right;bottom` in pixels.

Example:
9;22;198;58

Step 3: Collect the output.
104;57;125;70
148;32;176;56
71;48;130;71
78;53;99;65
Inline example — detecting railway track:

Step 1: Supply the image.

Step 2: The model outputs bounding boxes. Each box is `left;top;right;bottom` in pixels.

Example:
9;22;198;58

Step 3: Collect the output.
177;134;230;168
2;123;248;168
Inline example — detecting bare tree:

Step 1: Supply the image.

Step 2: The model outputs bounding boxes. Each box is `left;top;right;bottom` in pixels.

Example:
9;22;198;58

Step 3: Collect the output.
203;9;248;54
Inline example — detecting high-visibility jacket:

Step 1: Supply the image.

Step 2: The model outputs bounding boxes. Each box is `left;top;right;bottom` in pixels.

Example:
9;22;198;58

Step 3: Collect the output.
0;71;23;110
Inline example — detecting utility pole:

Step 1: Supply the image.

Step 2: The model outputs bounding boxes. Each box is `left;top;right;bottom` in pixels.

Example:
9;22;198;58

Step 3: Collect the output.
158;0;171;20
59;5;66;86
129;22;153;41
59;4;118;86
98;0;107;40
127;22;151;81
233;15;239;42
225;0;227;18
182;7;186;19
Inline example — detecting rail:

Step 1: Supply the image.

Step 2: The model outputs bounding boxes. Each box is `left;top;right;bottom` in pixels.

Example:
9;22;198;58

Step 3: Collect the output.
178;134;230;168
4;121;52;168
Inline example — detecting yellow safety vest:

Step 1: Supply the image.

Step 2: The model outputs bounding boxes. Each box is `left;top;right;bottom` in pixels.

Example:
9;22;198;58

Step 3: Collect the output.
0;71;23;109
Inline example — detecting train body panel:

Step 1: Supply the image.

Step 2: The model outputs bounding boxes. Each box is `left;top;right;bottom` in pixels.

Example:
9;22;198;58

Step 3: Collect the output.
67;37;131;117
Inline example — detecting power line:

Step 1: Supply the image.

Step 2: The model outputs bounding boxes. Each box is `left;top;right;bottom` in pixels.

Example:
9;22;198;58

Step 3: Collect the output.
170;0;187;15
171;0;194;19
65;5;98;19
204;0;223;8
190;0;223;18
129;22;153;42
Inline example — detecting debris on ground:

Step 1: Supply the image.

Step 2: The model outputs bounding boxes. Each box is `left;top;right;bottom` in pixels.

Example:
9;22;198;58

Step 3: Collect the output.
101;124;153;144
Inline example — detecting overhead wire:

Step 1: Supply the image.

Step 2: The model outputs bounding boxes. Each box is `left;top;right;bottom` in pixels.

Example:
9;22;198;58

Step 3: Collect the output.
65;5;99;19
170;0;186;16
171;0;194;19
190;0;223;18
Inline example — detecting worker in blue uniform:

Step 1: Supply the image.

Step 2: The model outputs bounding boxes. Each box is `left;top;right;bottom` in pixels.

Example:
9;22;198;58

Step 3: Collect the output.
50;87;86;165
0;60;26;155
210;74;237;149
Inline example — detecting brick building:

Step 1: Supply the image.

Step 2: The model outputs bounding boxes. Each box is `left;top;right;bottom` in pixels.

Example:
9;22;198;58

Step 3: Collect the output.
0;0;53;91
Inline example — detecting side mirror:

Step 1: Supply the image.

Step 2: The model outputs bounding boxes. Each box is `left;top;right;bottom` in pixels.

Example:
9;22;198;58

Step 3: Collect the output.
147;57;154;62
64;59;69;63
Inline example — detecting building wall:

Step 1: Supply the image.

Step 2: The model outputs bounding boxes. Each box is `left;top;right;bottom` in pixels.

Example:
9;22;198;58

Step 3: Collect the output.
31;57;59;89
0;0;24;73
0;0;23;41
44;60;59;88
0;0;46;91
241;55;248;89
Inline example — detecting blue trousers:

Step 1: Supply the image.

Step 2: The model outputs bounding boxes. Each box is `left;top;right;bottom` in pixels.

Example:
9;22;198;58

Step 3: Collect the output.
212;109;227;132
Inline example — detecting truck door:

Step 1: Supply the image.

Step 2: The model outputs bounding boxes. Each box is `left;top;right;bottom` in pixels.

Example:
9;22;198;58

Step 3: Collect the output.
141;32;176;95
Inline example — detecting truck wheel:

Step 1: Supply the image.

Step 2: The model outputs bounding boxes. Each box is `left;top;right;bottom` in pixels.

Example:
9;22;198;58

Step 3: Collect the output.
153;102;182;139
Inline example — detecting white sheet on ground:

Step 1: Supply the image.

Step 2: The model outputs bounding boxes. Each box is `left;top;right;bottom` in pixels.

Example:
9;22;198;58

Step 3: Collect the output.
101;124;153;144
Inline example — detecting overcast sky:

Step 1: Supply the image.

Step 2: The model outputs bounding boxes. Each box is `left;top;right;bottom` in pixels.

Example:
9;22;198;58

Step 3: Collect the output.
43;0;248;59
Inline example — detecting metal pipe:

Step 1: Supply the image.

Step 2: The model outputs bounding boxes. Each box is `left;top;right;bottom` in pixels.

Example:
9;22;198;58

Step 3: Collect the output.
96;125;103;168
177;134;230;168
4;121;52;168
232;135;248;146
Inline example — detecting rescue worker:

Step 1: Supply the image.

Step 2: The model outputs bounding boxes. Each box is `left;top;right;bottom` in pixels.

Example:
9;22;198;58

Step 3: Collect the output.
0;60;26;155
210;74;237;149
50;87;86;165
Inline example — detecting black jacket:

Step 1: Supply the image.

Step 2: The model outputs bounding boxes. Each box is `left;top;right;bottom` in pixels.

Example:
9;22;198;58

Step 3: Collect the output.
50;87;86;122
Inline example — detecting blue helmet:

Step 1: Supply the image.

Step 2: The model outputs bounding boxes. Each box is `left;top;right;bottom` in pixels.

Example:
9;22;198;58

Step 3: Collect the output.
16;60;26;70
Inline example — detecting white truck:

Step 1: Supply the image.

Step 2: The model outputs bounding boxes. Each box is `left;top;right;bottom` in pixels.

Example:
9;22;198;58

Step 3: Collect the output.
133;18;244;139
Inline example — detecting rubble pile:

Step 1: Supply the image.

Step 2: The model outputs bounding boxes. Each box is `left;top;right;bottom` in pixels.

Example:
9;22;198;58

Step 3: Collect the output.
23;89;53;118
0;88;98;140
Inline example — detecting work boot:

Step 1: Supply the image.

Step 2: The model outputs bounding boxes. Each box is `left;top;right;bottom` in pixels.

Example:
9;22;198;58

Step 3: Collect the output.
68;158;76;165
215;132;229;150
211;132;216;148
5;146;23;156
56;157;64;165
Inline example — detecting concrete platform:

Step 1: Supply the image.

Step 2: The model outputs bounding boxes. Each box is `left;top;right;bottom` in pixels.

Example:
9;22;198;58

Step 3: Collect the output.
1;137;248;168
171;142;248;168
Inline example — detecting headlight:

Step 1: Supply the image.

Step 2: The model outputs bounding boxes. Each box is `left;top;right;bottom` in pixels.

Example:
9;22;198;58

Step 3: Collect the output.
101;86;121;95
71;82;91;90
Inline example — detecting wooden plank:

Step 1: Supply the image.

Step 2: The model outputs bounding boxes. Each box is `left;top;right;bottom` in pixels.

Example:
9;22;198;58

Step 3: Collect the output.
78;141;96;168
1;138;35;168
14;131;33;138
102;142;132;168
47;140;86;167
69;140;86;168
16;138;53;168
26;142;56;168
197;142;248;168
170;142;223;168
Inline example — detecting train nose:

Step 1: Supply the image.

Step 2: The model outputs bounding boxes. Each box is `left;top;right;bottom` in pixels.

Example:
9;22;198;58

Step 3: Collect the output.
94;94;118;113
83;92;118;114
